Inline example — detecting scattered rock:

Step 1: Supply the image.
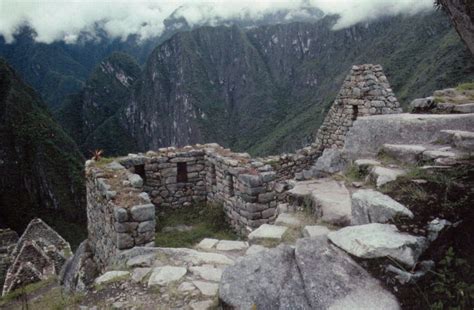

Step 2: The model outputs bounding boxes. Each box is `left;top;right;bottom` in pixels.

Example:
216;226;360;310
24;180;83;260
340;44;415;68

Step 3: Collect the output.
386;260;434;284
128;173;143;188
351;189;414;225
302;225;330;238
197;238;219;250
310;178;351;226
427;218;452;242
189;265;223;282
95;271;129;285
245;245;267;256
190;299;215;310
248;224;288;245
131;268;151;283
370;166;405;188
215;240;248;251
382;144;426;164
126;253;155;268
193;280;219;296
311;148;347;176
275;213;302;228
148;266;187;286
328;223;426;266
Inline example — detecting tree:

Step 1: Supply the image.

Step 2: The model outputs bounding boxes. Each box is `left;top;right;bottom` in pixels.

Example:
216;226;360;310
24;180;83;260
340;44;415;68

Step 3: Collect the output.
436;0;474;55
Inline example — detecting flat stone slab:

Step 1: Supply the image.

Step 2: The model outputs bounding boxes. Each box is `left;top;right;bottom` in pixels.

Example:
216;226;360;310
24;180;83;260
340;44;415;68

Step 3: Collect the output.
453;103;474;114
310;178;351;226
423;150;457;160
148;266;187;287
328;223;427;266
302;225;330;238
193;280;219;296
126;253;155;268
343;113;474;159
370;166;405;188
275;213;303;228
382;144;426;164
189;265;223;282
197;238;219;250
351;189;414;225
131;267;151;283
95;271;129;285
215;240;248;251
190;300;215;310
248;224;288;245
354;159;381;168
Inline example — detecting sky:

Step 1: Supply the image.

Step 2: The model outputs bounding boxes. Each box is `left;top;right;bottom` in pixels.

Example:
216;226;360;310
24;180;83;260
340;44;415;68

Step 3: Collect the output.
0;0;435;44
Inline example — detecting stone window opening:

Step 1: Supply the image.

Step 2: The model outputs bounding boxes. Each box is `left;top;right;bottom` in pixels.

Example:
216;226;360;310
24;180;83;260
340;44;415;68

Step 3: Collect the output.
211;164;217;185
177;162;188;183
352;105;359;121
134;164;146;181
228;174;235;197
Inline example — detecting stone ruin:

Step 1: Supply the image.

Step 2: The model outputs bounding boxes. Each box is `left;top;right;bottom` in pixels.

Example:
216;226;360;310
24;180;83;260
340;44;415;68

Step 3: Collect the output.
315;64;402;149
2;219;72;296
83;64;403;271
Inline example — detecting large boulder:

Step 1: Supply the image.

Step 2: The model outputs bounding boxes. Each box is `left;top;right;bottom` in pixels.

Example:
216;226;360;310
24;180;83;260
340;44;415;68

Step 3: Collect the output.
220;244;310;309
351;190;414;225
328;223;426;267
311;149;347;176
60;240;99;292
219;238;400;309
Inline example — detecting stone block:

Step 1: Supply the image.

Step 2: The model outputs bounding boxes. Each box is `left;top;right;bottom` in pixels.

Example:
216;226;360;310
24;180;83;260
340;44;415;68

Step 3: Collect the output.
138;220;156;233
131;204;155;222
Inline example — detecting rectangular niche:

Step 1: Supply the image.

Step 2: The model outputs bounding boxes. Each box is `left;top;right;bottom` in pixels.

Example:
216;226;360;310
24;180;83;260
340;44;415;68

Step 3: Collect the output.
134;164;146;181
352;105;359;120
228;174;235;197
177;162;188;183
211;164;217;185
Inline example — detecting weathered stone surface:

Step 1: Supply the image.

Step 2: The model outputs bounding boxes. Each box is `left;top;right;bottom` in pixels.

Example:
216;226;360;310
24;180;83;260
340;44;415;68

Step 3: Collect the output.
60;240;98;292
382;144;426;164
128;174;143;188
126;254;155;268
215;240;248;251
295;238;400;309
351;189;414;225
189;265;223;282
427;218;452;242
302;225;330;238
148;266;187;286
453;103;474;114
370;166;405;188
354;159;381;169
344;113;474;159
131;267;151;283
311;148;347;176
219;239;399;309
219;245;310;309
423;150;457;161
95;271;129;285
193;280;219;296
245;245;267;256
197;238;219;250
328;223;426;266
130;204;155;222
190;300;215;310
248;224;288;245
275;213;302;228
310;178;351;226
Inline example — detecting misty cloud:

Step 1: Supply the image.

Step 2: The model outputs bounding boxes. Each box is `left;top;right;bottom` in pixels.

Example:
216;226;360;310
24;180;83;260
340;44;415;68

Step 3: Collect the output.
0;0;435;44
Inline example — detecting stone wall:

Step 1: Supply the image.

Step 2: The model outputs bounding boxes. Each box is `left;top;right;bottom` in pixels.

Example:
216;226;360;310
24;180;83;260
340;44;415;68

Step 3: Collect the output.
315;64;402;149
86;163;155;270
84;64;403;266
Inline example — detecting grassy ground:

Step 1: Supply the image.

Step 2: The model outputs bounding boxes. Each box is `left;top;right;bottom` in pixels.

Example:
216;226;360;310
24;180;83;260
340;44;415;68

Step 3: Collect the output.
155;203;239;248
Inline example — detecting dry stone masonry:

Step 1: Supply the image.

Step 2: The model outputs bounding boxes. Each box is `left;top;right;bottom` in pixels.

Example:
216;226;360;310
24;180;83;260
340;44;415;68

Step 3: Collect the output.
84;64;405;270
315;64;402;149
0;229;18;290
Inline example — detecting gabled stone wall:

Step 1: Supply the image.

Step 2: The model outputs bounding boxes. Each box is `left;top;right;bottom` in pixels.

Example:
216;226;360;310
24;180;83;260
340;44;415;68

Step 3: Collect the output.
315;64;402;149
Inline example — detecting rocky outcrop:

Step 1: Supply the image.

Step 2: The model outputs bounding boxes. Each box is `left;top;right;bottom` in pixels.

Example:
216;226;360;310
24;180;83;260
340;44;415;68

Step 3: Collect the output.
437;0;474;55
2;219;72;295
59;240;98;292
219;237;400;309
343;113;474;159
